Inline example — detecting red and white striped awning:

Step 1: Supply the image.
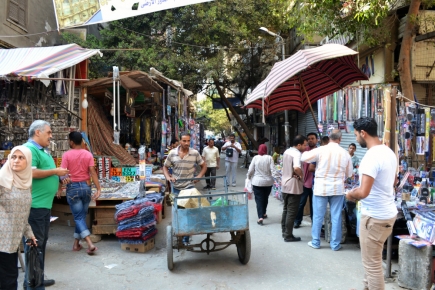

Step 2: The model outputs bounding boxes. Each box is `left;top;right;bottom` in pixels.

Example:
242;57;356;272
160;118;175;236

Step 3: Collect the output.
0;44;102;85
245;44;367;115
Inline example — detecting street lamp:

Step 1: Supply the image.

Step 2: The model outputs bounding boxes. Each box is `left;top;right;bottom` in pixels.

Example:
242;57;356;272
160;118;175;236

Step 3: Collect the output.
259;27;290;148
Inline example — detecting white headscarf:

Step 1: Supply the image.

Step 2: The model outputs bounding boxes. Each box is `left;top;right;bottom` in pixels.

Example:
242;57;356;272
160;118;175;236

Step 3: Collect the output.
0;145;32;190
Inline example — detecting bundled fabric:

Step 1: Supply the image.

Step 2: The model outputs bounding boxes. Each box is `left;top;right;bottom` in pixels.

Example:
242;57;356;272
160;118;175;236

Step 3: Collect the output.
118;227;158;244
116;225;156;238
115;195;163;211
115;203;150;222
117;214;155;231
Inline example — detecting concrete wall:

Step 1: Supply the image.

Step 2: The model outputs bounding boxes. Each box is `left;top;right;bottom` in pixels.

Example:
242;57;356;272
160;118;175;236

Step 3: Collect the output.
357;48;386;85
0;0;60;48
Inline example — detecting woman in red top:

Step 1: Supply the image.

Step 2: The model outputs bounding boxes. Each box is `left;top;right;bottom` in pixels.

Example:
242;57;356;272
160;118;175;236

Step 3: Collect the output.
60;132;101;255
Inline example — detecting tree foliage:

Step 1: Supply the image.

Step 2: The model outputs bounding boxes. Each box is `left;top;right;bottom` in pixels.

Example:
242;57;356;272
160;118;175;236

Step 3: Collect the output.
195;96;232;135
61;0;292;97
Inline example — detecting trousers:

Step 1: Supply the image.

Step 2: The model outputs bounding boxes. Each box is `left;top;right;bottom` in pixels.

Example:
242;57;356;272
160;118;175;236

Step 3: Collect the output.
360;214;396;290
0;251;18;290
66;182;92;239
294;186;313;225
24;208;51;290
225;161;237;186
281;193;301;239
253;185;272;219
205;167;217;187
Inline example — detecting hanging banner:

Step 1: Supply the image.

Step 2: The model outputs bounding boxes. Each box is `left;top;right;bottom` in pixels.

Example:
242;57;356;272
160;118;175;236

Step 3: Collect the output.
53;0;213;29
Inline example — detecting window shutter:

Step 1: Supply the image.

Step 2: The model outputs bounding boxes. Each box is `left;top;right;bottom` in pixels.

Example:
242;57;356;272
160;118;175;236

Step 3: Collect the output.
8;0;27;27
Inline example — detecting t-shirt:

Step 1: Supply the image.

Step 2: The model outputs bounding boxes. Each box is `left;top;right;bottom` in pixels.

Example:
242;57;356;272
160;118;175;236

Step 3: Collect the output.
24;141;58;209
164;147;204;189
358;145;398;219
61;149;94;182
281;147;303;195
202;146;219;167
223;141;242;162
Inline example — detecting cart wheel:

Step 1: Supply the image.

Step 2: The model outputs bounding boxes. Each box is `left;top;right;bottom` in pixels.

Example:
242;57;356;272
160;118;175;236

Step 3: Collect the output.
167;225;174;270
236;230;251;265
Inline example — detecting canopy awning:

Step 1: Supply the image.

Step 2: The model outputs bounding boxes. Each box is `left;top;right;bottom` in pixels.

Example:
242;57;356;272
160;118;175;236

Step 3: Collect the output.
149;67;194;97
0;44;102;85
81;70;163;93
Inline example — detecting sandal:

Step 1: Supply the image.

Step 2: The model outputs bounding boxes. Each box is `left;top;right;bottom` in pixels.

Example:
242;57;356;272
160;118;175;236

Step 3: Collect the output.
72;244;82;251
257;219;264;225
86;246;98;255
263;214;268;219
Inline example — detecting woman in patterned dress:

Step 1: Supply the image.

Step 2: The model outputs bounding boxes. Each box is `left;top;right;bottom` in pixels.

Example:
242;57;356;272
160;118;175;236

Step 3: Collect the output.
0;146;36;289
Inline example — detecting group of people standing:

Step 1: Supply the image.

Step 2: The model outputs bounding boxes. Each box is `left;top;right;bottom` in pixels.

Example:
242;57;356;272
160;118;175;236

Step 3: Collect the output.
246;117;397;290
0;120;101;290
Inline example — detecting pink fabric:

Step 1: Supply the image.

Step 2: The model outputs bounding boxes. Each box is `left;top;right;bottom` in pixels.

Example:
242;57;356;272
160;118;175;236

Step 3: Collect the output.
61;149;94;182
258;144;267;156
303;146;315;188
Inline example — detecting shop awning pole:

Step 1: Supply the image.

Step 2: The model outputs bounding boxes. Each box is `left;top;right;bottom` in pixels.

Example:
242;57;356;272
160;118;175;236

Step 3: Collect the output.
117;78;120;133
113;67;116;131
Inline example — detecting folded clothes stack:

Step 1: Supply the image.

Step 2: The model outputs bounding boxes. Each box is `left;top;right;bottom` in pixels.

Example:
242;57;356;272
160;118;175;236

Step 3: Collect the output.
115;202;159;244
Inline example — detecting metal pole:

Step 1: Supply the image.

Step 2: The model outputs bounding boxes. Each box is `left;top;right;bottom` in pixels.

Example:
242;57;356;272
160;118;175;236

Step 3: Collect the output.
279;35;290;148
112;67;116;132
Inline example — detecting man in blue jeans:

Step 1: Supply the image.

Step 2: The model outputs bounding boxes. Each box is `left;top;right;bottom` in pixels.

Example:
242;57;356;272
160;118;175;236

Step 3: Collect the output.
163;132;207;245
23;120;69;289
301;130;353;251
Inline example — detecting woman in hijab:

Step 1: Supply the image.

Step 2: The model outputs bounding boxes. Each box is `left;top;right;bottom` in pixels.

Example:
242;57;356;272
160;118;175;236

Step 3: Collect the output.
247;144;276;225
0;146;36;289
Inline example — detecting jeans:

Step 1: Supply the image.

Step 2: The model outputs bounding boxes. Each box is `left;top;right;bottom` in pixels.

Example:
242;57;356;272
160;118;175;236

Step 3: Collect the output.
253;185;272;219
281;193;302;239
225;161;237;186
0;251;18;289
205;167;217;187
294;186;313;226
311;194;344;250
360;214;396;290
24;208;51;290
66;182;92;239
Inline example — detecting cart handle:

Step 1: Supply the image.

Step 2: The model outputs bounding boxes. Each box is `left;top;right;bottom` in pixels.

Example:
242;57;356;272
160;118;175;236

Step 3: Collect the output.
173;175;227;183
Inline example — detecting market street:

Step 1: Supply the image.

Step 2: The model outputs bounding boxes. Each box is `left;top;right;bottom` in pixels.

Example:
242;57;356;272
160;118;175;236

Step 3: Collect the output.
17;155;401;290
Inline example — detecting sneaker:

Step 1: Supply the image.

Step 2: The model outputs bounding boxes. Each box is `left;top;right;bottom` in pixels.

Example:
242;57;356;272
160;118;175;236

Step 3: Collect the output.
308;241;320;249
203;186;210;189
293;223;301;229
332;245;342;251
211;187;216;190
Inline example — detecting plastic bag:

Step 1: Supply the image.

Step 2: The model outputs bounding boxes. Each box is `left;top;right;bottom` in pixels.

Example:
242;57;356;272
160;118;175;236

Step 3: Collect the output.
25;246;43;288
211;197;228;207
244;178;252;193
244;178;253;200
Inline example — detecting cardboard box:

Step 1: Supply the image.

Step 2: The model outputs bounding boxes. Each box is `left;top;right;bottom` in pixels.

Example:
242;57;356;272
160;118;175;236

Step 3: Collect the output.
121;238;155;253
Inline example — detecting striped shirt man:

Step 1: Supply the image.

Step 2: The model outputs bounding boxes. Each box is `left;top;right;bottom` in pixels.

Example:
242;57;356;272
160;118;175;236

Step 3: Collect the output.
301;141;353;196
164;146;204;190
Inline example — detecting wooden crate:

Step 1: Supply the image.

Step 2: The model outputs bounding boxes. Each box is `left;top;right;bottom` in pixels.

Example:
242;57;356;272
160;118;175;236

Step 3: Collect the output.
94;208;117;219
91;224;117;235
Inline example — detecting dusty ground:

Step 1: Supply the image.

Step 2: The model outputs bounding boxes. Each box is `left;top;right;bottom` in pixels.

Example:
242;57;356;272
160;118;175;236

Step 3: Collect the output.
18;156;403;290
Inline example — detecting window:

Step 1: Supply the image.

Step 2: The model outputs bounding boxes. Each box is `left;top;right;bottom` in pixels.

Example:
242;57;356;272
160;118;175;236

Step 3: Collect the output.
8;0;27;28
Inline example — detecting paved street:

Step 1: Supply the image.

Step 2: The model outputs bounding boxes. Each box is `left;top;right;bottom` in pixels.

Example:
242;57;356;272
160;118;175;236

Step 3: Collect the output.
18;154;402;290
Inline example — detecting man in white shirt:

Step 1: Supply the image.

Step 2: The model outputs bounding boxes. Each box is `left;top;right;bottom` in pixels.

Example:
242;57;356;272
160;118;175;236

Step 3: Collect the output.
202;139;220;190
222;134;242;187
346;117;397;290
301;129;353;251
281;135;307;242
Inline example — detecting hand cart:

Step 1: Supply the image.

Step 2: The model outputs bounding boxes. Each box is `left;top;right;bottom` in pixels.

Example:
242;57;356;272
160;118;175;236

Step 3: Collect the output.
167;176;250;270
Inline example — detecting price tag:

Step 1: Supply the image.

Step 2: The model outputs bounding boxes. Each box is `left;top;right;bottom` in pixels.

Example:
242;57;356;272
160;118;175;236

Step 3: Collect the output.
56;158;62;168
125;176;134;182
119;176;126;183
111;168;122;176
122;167;136;176
111;176;121;182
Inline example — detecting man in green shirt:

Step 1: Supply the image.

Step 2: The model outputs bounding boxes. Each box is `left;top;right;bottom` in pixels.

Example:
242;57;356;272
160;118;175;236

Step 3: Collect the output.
23;120;69;289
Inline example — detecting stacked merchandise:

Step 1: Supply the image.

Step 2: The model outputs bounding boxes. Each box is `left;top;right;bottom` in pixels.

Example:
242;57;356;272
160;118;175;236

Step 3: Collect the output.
115;194;163;251
272;155;283;201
